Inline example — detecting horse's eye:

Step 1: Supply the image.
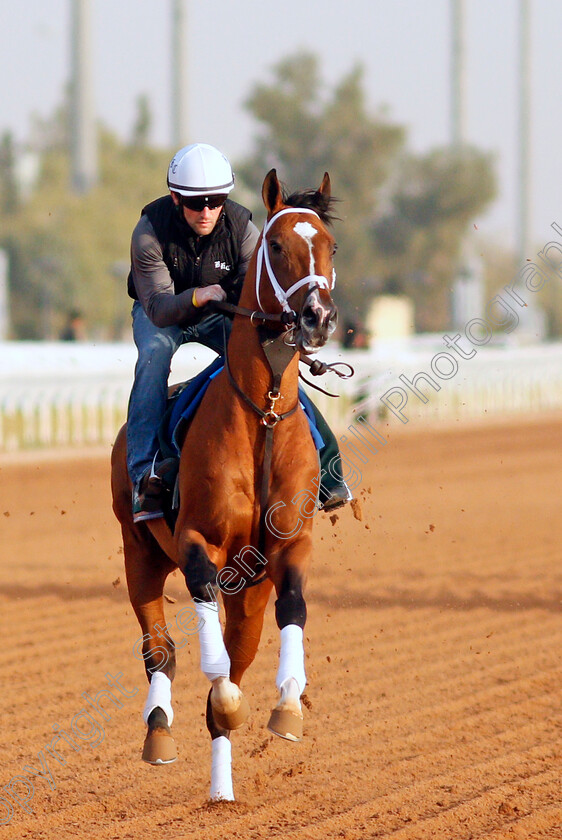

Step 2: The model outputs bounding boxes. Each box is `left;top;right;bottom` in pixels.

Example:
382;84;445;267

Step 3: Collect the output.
332;243;338;257
270;240;283;254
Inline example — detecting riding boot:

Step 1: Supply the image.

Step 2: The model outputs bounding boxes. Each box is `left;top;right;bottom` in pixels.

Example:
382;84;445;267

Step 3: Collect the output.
132;457;178;523
306;402;352;511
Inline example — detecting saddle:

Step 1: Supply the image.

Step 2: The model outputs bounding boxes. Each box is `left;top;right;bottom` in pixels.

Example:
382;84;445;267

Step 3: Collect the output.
154;356;324;530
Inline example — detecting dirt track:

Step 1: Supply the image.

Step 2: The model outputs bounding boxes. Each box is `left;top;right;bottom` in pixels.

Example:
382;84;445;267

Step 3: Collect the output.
1;415;561;839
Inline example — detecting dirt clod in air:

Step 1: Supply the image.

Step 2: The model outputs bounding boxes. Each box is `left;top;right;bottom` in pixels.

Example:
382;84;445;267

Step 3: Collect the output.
351;498;363;521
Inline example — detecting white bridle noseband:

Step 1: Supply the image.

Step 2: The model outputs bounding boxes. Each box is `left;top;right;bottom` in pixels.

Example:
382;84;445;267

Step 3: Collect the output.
255;207;336;315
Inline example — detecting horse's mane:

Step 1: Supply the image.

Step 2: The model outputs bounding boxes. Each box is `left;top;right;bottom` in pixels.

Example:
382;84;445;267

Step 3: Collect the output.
283;185;340;226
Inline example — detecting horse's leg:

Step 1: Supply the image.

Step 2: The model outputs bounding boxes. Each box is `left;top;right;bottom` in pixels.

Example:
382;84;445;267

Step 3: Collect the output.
201;580;273;801
205;690;233;801
223;579;274;685
175;530;256;801
176;530;251;733
112;427;179;764
116;503;178;764
268;554;310;742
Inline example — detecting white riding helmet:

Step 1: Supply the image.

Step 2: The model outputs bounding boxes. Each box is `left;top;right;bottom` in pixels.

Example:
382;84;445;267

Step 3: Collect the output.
167;143;235;196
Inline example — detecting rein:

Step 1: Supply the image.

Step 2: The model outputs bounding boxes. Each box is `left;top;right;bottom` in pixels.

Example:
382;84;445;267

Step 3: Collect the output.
212;299;296;326
298;357;355;397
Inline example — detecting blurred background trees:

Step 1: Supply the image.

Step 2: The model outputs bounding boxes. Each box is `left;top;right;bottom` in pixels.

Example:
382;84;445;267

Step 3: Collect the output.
0;97;170;339
237;51;496;334
4;50;554;341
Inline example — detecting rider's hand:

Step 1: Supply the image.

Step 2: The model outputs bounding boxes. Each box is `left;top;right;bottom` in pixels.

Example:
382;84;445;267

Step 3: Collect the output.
193;284;227;307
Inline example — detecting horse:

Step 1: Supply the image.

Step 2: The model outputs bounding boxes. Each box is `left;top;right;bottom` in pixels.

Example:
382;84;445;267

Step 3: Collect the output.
111;169;339;801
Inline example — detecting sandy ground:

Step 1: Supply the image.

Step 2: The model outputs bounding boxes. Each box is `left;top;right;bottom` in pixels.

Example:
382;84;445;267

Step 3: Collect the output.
0;415;561;840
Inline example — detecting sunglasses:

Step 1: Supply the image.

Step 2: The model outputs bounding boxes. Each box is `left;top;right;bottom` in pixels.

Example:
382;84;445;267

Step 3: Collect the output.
180;194;228;212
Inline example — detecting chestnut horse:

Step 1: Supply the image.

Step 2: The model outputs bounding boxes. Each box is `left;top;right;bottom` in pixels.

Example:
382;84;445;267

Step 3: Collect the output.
111;169;339;800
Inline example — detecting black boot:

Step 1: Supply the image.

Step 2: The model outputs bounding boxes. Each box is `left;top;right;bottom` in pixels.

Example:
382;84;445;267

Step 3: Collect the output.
307;402;352;511
132;458;178;523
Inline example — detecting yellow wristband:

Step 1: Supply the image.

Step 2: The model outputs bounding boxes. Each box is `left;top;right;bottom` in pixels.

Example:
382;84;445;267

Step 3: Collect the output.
192;289;200;308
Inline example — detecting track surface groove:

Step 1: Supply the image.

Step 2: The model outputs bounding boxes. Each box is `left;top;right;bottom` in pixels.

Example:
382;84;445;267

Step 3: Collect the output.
1;415;561;838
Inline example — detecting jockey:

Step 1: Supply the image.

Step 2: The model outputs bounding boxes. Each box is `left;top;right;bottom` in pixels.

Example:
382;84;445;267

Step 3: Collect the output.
127;142;351;523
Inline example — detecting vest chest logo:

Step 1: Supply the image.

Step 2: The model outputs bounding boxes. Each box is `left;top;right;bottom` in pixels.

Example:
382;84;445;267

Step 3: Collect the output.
215;260;231;271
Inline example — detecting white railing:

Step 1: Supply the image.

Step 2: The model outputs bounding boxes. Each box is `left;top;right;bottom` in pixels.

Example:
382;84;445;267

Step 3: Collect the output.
0;342;214;452
352;340;562;425
1;340;562;452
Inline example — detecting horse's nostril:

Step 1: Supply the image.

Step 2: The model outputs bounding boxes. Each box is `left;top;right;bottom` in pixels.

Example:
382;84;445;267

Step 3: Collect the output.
302;302;337;334
302;306;317;328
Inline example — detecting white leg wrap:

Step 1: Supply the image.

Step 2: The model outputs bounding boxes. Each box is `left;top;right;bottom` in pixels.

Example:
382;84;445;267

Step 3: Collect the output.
194;601;231;682
276;625;306;696
143;671;173;727
210;736;234;801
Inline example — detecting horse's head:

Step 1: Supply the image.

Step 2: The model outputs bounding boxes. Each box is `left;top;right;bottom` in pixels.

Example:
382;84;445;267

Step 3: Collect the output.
256;169;338;354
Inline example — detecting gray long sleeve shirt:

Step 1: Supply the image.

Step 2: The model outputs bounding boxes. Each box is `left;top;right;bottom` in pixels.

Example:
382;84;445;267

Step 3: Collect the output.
130;213;260;328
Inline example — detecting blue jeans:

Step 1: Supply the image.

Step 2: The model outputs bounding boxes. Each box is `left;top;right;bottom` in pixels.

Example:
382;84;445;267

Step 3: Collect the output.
126;301;231;484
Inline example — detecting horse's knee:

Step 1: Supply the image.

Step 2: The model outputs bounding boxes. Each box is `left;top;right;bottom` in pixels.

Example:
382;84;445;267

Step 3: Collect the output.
181;542;218;602
275;567;306;629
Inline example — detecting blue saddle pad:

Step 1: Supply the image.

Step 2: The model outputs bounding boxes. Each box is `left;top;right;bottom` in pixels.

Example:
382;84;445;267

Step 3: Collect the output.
166;356;324;454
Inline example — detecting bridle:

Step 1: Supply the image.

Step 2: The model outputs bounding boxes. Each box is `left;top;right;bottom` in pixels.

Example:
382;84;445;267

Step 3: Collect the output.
216;203;346;421
254;207;335;315
215;204;351;390
214;206;335;329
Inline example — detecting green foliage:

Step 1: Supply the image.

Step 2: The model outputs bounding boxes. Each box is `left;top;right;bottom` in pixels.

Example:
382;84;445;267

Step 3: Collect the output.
0;132;19;214
1;108;171;339
372;147;497;330
237;51;497;331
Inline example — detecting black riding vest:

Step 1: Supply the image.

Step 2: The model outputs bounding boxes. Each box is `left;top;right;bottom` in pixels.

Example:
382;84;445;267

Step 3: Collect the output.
127;195;252;303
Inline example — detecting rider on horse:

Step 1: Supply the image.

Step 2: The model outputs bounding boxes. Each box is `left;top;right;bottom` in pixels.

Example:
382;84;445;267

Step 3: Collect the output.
126;142;351;523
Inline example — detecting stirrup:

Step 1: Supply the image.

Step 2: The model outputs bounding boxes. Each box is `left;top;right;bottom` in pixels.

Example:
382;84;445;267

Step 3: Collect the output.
319;483;353;512
132;458;177;523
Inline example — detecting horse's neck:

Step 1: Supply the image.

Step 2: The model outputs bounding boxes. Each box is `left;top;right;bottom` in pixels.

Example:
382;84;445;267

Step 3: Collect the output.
227;284;299;406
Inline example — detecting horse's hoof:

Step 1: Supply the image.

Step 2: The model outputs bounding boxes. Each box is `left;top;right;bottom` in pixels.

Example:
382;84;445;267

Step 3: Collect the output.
209;793;235;803
211;693;251;731
267;707;303;742
142;728;177;765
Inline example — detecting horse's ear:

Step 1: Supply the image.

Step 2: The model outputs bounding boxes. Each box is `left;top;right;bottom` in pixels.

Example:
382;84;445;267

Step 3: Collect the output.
262;169;284;215
318;172;331;199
